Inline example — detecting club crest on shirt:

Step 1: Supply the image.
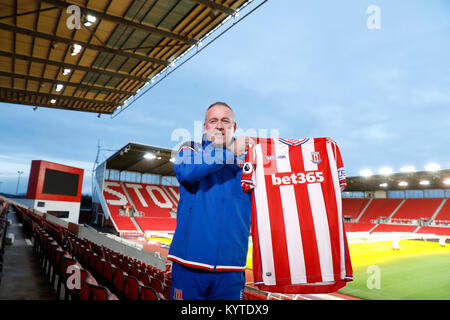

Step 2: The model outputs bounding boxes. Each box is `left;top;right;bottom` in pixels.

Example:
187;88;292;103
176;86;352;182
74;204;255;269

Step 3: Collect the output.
311;151;322;164
173;288;183;300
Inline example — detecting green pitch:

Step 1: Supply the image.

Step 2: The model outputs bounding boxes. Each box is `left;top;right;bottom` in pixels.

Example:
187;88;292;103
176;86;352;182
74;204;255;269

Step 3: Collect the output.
339;240;450;300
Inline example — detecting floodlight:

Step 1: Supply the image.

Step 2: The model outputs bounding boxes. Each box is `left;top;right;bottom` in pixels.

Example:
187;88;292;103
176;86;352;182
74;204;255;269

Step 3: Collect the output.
55;84;64;92
379;167;393;176
419;180;430;186
71;44;82;56
360;169;373;177
144;153;156;160
398;181;408;187
425;163;440;172
84;14;97;26
400;166;415;173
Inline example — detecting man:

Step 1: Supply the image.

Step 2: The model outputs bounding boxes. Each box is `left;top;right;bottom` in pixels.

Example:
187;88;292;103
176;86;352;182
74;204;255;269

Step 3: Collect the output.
168;102;252;300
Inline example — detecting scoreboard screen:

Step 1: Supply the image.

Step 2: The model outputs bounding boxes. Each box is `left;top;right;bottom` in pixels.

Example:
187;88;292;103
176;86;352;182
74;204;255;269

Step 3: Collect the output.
26;160;84;203
42;168;79;196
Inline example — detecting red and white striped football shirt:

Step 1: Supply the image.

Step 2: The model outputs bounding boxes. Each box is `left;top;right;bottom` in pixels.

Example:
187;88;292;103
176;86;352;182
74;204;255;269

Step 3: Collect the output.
241;137;353;294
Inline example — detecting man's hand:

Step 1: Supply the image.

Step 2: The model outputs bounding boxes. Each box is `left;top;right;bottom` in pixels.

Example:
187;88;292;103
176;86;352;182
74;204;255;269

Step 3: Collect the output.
326;137;336;144
229;136;254;157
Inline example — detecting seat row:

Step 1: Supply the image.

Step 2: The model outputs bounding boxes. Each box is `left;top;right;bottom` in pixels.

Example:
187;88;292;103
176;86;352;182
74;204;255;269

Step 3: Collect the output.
31;221;118;300
15;203;171;300
64;232;170;299
0;201;9;283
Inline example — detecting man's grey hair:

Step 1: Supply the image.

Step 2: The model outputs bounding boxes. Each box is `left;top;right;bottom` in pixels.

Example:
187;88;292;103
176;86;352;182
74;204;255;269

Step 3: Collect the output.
205;101;235;122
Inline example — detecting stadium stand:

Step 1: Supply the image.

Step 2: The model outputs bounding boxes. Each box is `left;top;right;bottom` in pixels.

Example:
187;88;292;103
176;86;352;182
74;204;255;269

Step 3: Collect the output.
0;200;9;281
124;182;178;218
102;180;178;235
343;198;404;232
357;199;404;222
432;199;450;225
390;198;444;222
102;180;141;235
342;197;450;235
416;226;450;236
370;224;418;233
134;217;177;233
342;198;371;220
12;203;171;300
342;198;450;235
344;222;375;232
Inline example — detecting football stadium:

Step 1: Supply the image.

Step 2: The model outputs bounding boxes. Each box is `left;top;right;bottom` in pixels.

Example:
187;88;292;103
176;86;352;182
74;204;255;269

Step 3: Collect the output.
1;159;449;301
0;0;449;307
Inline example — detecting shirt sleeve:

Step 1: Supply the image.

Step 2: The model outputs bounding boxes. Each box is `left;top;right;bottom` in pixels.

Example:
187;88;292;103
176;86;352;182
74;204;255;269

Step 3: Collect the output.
331;141;347;191
241;143;256;193
173;141;236;185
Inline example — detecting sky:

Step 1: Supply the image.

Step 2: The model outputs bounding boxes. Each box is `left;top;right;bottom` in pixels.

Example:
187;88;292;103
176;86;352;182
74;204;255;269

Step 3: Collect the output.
1;0;449;195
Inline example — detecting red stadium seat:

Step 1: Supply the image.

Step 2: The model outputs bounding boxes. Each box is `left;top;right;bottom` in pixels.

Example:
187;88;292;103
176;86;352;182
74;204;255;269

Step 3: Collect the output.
80;269;97;300
434;200;450;223
124;274;143;300
112;267;127;298
416;226;450;236
163;286;171;300
51;247;66;290
342;198;370;220
358;199;404;222
121;260;131;274
89;283;119;300
140;285;160;300
392;198;443;221
150;277;164;294
102;261;114;284
60;254;79;300
138;271;151;286
370;224;417;233
88;250;98;270
94;257;106;279
128;266;140;278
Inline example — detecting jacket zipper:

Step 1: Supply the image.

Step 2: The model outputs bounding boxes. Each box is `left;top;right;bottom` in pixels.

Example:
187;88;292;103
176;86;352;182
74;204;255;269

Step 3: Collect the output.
213;193;225;271
183;207;193;254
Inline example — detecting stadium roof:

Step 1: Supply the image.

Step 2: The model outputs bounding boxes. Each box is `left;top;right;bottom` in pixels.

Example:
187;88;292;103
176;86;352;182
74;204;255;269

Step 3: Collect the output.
346;169;450;192
0;0;251;115
105;142;175;176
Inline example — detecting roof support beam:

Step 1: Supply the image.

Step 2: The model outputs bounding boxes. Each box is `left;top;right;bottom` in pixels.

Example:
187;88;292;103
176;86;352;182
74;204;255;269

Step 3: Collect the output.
0;70;133;97
0;95;113;114
0;50;146;82
0;22;169;67
189;0;236;16
42;0;197;44
0;87;118;107
0;6;58;20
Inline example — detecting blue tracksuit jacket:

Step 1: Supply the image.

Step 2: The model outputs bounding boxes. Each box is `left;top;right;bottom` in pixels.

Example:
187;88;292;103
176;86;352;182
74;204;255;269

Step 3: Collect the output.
168;139;251;271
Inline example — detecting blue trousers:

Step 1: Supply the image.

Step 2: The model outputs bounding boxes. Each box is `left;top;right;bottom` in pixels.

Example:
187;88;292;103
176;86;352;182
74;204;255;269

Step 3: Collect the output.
170;262;245;300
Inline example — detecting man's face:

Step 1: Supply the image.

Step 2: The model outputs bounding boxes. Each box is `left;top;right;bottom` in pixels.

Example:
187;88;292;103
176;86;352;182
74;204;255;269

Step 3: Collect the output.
204;105;236;147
